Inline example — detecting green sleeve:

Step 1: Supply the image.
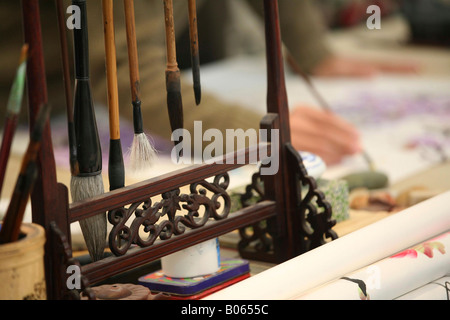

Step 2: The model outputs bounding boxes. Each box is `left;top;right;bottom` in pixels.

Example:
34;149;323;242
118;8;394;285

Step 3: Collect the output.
278;0;332;73
247;0;332;73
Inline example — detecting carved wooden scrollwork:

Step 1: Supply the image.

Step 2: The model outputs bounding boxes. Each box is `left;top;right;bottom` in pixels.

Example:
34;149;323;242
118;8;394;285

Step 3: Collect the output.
240;172;264;208
286;144;338;252
108;173;231;256
238;144;338;259
238;172;273;257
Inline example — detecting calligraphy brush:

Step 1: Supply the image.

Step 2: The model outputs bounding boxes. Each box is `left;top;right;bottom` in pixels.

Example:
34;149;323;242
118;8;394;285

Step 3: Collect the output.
71;0;107;262
286;52;388;190
163;0;184;154
0;103;51;244
0;44;28;198
102;0;125;191
123;0;157;172
188;0;201;105
55;0;78;177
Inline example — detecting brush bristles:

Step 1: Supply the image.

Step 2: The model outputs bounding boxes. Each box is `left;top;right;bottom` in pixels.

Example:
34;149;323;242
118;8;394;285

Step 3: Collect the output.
129;133;157;172
70;174;106;262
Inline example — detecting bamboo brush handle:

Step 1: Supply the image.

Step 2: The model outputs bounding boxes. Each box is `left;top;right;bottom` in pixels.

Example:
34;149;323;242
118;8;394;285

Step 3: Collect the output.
163;0;178;71
285;52;332;112
188;0;198;58
102;0;121;140
124;0;140;102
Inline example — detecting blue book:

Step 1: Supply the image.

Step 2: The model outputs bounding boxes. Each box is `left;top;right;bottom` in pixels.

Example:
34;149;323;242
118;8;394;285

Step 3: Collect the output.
138;259;250;296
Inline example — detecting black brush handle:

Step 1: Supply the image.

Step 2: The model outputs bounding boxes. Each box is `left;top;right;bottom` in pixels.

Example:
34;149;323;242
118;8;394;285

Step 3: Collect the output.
192;54;201;105
72;0;102;176
73;81;102;176
73;0;89;79
165;69;184;133
132;100;144;134
108;139;124;191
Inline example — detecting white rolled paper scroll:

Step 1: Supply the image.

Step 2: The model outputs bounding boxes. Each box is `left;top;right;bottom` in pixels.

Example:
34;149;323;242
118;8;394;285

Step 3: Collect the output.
296;232;450;300
205;191;450;300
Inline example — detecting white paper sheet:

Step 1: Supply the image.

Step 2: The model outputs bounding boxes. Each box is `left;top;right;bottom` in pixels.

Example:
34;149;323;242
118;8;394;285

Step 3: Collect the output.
195;55;450;184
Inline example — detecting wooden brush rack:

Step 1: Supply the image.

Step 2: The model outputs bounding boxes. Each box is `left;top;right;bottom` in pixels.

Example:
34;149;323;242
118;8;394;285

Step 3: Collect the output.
22;0;337;300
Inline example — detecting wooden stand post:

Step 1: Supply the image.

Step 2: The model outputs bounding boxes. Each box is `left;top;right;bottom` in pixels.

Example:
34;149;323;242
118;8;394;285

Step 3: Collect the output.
22;0;72;300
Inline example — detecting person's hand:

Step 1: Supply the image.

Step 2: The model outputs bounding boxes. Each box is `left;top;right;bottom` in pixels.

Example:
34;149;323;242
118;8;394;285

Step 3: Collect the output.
290;105;361;165
311;55;419;78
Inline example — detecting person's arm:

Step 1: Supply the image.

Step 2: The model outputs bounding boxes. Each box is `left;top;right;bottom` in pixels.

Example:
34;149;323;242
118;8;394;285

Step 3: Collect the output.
311;55;419;78
277;0;333;74
277;0;418;77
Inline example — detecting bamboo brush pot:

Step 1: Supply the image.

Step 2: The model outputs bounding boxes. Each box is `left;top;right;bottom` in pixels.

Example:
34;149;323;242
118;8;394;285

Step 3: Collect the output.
0;223;46;300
